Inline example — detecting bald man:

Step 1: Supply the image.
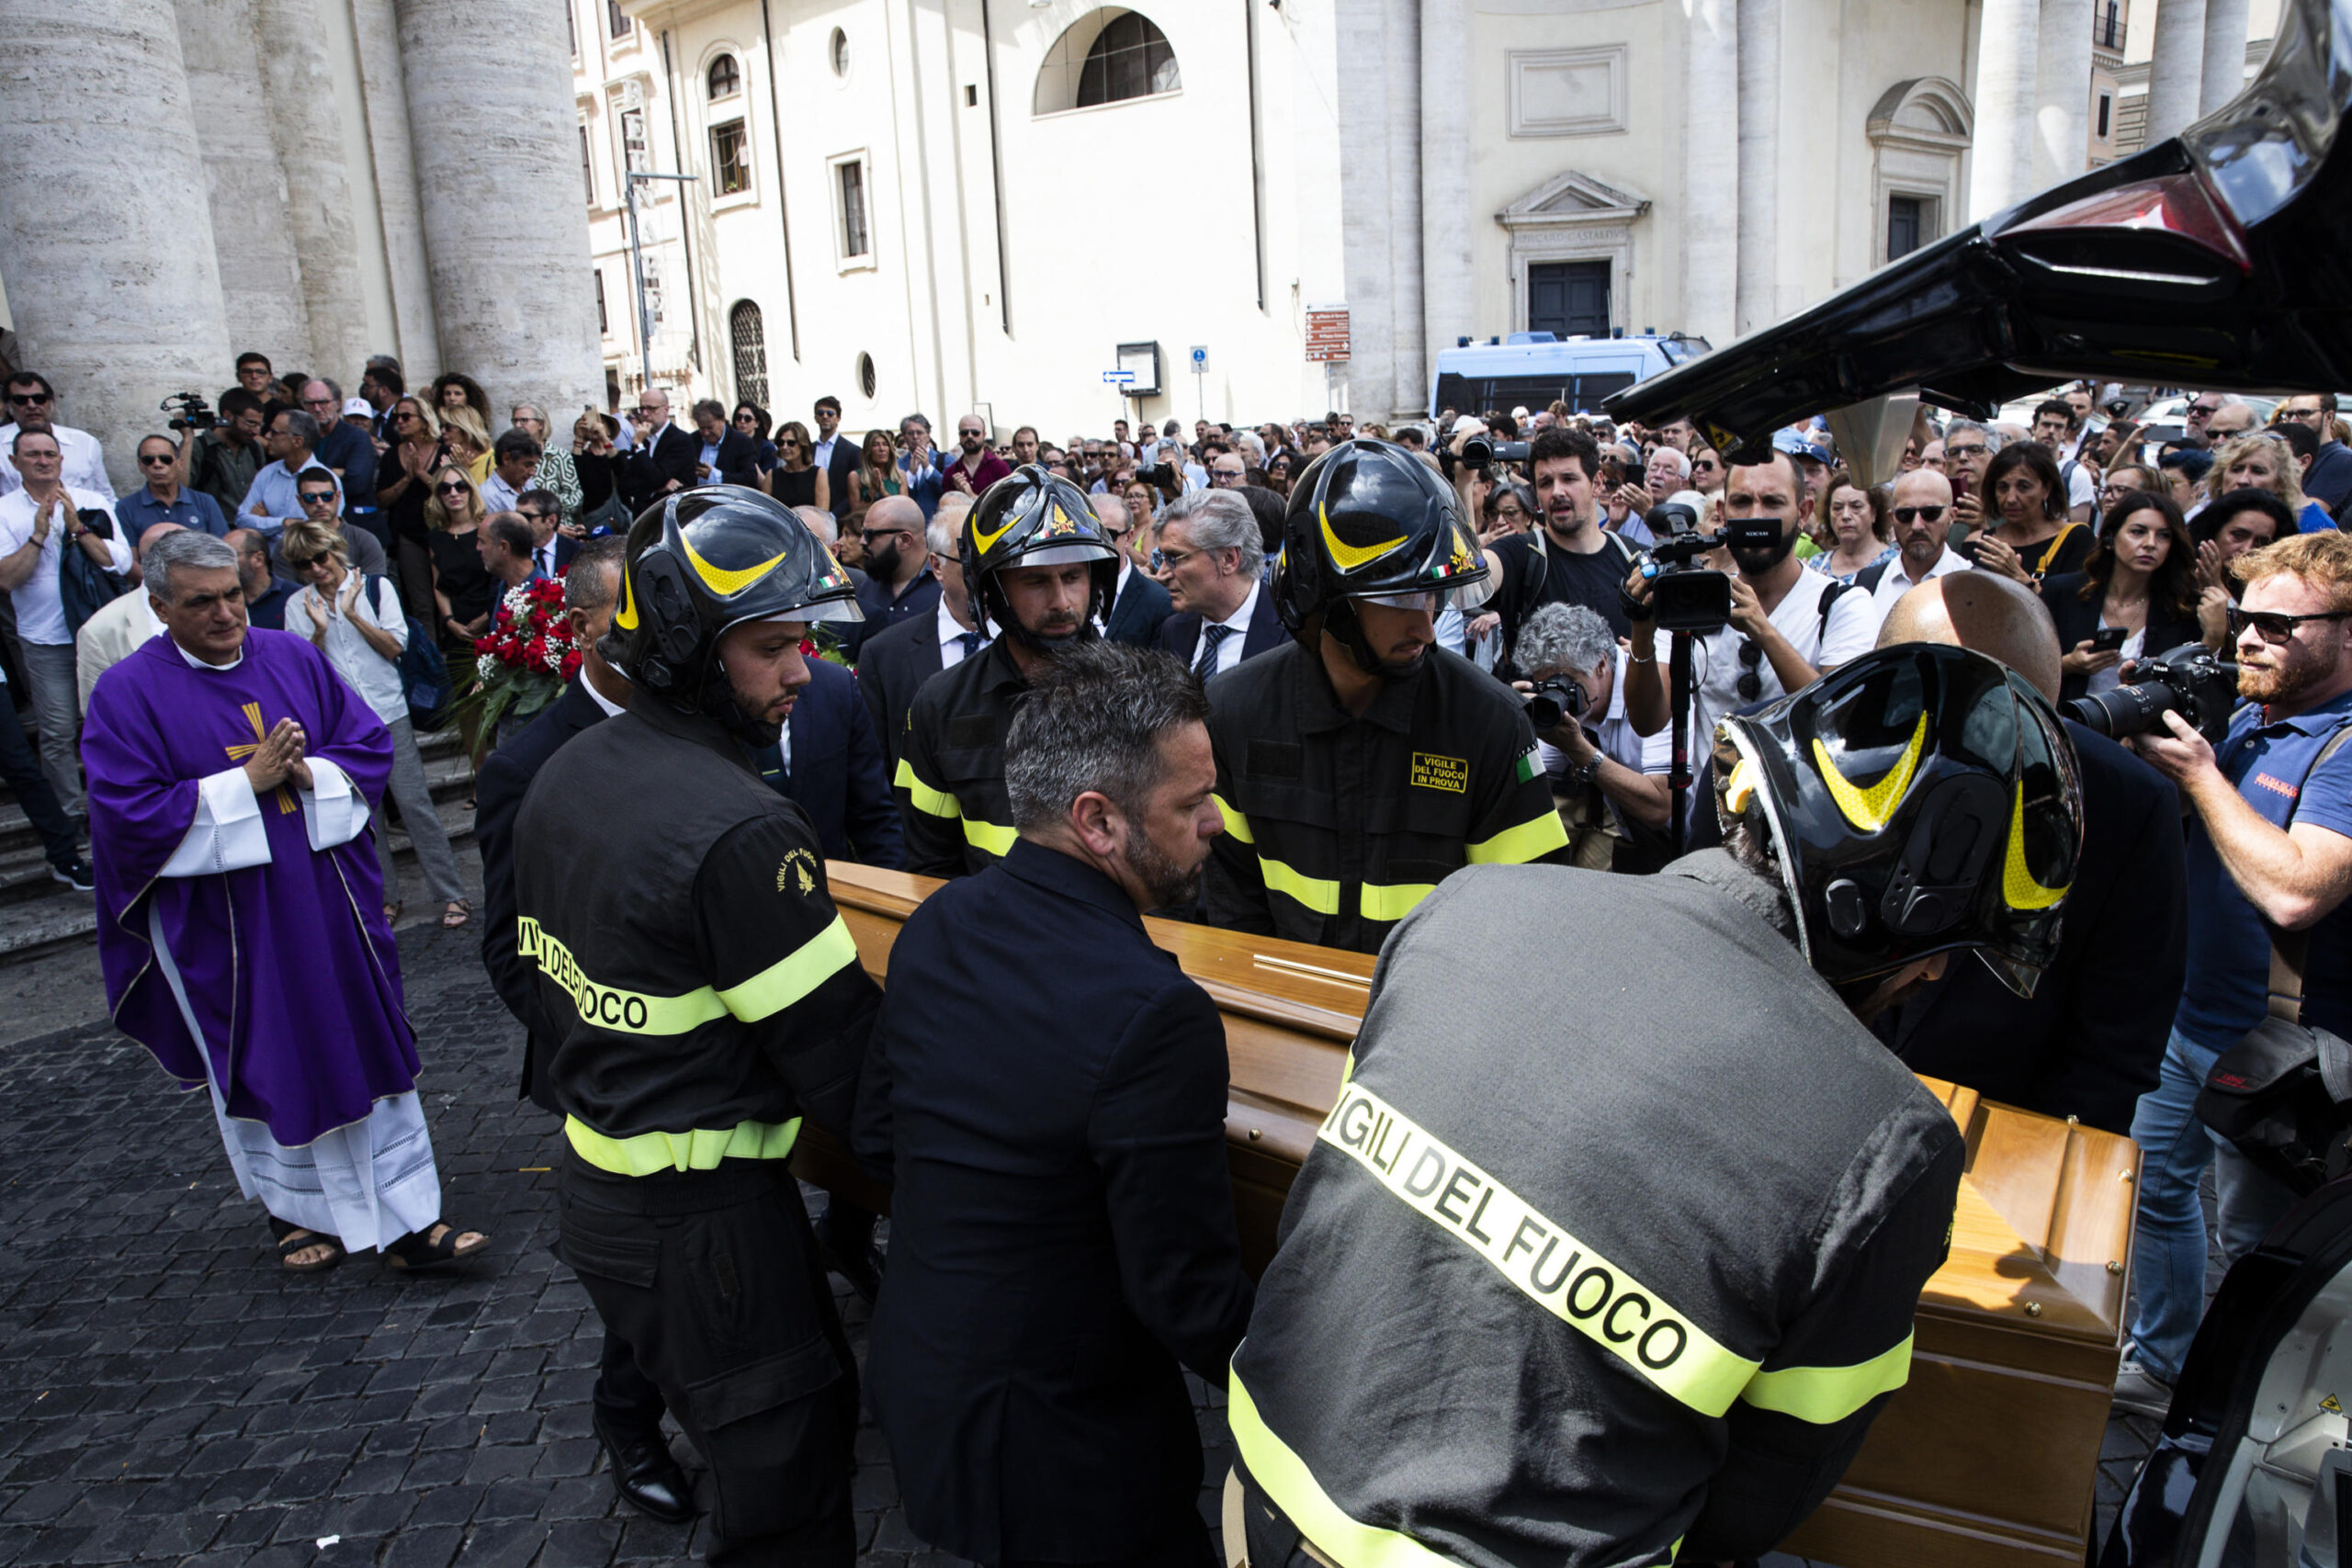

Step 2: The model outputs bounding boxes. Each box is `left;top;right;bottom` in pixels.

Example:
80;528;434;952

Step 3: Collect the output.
75;522;186;711
1866;571;2187;1141
854;491;944;655
1819;467;1972;666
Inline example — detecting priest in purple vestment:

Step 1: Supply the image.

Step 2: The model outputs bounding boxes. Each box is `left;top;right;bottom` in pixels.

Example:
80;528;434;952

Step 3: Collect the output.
82;530;489;1274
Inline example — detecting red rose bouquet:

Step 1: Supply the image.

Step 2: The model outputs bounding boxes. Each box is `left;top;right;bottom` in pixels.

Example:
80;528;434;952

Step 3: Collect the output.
451;577;579;734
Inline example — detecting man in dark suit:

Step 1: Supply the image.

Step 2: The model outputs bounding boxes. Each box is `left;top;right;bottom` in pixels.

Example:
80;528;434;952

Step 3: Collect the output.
857;509;986;774
812;395;859;518
1153;489;1284;675
854;641;1252;1568
1871;573;2188;1134
751;657;903;866
517;490;579;581
1093;492;1172;647
688;400;761;489
621;388;697;510
470;539;694;1526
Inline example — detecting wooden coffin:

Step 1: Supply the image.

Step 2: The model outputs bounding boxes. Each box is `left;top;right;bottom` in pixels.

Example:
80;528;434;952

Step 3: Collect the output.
803;865;2136;1568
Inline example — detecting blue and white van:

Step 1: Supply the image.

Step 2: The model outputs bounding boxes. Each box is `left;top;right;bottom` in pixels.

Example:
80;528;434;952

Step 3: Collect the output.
1427;332;1708;421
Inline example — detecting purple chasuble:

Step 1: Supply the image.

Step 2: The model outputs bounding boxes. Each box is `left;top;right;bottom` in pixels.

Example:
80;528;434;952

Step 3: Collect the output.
84;629;415;1148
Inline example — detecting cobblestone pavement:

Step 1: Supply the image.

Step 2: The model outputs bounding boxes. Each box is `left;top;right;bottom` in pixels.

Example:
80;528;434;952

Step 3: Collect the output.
0;914;2178;1567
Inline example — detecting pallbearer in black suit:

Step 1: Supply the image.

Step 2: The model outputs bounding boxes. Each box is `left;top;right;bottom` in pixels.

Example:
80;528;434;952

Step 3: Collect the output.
856;508;989;775
1093;491;1173;647
855;640;1253;1568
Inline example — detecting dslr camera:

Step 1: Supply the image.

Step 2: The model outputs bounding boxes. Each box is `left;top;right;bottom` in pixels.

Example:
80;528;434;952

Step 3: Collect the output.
2062;641;2238;743
1521;675;1590;733
1634;503;1785;635
162;391;216;432
1458;434;1531;471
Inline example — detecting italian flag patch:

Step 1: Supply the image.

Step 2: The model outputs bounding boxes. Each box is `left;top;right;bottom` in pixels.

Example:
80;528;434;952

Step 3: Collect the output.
1516;746;1541;784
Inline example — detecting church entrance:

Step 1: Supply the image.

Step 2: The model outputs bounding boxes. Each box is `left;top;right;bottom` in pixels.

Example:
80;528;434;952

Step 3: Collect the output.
1529;260;1611;338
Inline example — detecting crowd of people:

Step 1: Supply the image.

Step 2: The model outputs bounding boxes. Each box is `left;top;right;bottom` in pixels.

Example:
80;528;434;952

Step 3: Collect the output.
16;339;2352;1566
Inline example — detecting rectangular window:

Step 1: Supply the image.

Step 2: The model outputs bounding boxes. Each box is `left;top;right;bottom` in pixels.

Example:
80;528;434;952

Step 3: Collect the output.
838;158;869;259
595;269;607;335
711;120;749;197
607;0;629;38
580;124;594;203
620;107;649;176
1887;196;1926;262
2097;93;2113;138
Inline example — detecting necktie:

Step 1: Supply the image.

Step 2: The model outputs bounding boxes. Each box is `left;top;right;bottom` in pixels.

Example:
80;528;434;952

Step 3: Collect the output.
1194;622;1236;679
955;629;984;660
537;546;553;576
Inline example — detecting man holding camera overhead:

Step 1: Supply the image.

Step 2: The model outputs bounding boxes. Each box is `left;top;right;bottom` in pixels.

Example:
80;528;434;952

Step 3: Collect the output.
1478;427;1645;661
1622;449;1829;843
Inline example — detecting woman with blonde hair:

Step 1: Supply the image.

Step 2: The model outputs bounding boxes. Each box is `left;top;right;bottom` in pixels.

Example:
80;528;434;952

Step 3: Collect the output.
2208;432;2332;533
851;428;900;511
279;517;470;930
439;406;492;483
376;396;447;614
424;467;494;650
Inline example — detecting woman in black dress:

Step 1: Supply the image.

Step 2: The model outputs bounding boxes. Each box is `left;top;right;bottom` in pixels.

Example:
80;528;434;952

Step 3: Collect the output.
769;419;829;512
1976;442;2096;585
425;469;495;651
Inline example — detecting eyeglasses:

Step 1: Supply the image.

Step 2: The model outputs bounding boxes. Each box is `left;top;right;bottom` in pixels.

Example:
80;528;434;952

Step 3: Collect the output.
2228;606;2352;643
1892;504;1948;525
1944;443;1987;460
2289;407;2329;423
7;392;49;406
299;491;338;506
1690;457;1720;471
138;453;176;467
1149;547;1197;571
1736;637;1765;702
519;510;552;524
2188;403;2221;417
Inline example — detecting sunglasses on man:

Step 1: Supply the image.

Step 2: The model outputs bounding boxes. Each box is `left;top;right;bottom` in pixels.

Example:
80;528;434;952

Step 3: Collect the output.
2228;606;2352;644
8;391;50;407
299;491;339;507
1892;504;1947;525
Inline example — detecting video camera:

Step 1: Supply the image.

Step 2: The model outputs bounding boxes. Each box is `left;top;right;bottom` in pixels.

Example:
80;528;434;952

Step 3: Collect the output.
1634;503;1785;635
1458;434;1530;470
2062;642;2238;743
161;391;215;432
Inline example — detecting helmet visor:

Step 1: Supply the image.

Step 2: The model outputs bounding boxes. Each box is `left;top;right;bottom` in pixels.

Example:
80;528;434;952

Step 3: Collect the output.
1353;577;1493;615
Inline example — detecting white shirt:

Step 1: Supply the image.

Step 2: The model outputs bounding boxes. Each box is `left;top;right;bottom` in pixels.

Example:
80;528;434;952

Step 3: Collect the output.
1818;547;1973;665
698;438;723;484
812;432;841;472
0;486;129;644
936;597;983;669
479;471;521;513
1667;565;1833;760
1196;580;1261;678
293;576;410;725
0;423;109;498
1537;649;1680;838
583;668;627;717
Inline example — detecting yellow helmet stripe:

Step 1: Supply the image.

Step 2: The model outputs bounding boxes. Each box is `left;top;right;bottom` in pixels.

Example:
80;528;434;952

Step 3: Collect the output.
2003;781;2069;909
680;532;788;596
613;563;638;629
1810;711;1927;834
1318;501;1408;571
970;507;1019;555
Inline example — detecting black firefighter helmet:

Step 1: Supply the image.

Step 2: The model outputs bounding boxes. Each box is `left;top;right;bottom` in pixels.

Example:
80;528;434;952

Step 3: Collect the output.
960;464;1119;649
1713;642;2085;999
1272;437;1490;671
610;485;861;716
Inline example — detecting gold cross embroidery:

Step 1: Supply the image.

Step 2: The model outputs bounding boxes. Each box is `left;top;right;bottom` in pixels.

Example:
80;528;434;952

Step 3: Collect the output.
223;701;298;814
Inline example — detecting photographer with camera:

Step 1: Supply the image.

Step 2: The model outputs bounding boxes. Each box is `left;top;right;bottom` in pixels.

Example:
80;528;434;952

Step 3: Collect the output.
186;388;268;524
1478;427;1646;662
2109;530;2352;1416
1510;602;1674;871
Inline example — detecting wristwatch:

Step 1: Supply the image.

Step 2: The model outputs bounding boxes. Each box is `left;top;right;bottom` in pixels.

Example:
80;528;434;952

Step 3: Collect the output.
1566;752;1604;790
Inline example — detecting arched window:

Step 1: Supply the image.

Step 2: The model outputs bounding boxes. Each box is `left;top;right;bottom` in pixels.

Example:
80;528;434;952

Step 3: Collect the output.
707;53;740;100
730;300;768;406
1033;9;1179;116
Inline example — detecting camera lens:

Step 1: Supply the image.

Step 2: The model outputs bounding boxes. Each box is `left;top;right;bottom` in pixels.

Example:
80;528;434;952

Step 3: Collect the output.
2061;682;2178;739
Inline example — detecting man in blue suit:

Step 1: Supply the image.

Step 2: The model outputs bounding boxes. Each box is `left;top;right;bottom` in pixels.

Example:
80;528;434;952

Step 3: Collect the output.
1093;493;1171;647
752;657;903;867
1151;490;1284;677
855;640;1251;1568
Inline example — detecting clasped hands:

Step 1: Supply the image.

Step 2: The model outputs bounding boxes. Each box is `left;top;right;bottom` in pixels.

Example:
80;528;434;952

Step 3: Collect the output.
243;718;315;795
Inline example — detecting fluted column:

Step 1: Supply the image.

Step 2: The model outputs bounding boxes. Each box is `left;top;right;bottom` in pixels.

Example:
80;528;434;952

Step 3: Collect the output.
1969;0;2041;219
1383;0;1424;414
174;0;317;367
1734;0;1779;334
1681;0;1737;345
2033;0;2094;192
256;0;372;380
1420;0;1474;365
349;0;440;378
2145;0;2209;143
0;0;231;490
2199;0;2252;114
395;0;600;419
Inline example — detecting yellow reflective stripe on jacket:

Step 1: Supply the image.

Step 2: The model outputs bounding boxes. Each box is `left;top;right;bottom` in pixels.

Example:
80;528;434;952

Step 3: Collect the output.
1261;854;1344;914
1358;881;1437;922
1213;793;1255;844
894;757;961;818
564;1114;802;1176
1227;1368;1457;1568
1465;808;1572;866
1739;1331;1915;1424
1318;1082;1760;1416
962;817;1017;856
519;917;727;1035
716;915;859;1023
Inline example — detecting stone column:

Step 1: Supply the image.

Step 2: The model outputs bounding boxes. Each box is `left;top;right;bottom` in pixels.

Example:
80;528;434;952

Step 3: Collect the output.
1680;0;1737;345
256;0;372;382
1383;0;1424;415
395;0;601;419
1969;0;2041;220
1734;0;1779;336
0;0;231;490
1420;0;1475;369
174;0;317;368
2199;0;2252;114
349;0;440;378
2145;0;2208;143
2033;0;2094;193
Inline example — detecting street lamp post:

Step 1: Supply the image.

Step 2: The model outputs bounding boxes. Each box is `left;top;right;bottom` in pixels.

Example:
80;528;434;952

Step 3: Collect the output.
624;169;699;397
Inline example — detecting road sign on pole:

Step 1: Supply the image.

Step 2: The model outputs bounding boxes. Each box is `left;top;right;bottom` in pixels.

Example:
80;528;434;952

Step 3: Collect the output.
1189;346;1208;420
1305;307;1351;364
1102;370;1136;383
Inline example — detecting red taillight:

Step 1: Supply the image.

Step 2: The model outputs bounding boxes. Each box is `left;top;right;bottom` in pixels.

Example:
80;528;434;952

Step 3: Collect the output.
2003;174;2253;274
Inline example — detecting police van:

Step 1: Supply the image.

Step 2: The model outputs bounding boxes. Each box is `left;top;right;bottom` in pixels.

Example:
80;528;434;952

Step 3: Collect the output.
1427;332;1708;421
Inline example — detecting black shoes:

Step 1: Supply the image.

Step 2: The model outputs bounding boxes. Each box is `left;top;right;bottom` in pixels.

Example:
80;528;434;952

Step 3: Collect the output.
49;856;94;893
594;1414;696;1524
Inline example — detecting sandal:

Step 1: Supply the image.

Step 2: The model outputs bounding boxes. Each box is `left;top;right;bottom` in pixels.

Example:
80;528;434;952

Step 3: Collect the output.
441;900;469;930
269;1217;345;1274
382;1222;491;1273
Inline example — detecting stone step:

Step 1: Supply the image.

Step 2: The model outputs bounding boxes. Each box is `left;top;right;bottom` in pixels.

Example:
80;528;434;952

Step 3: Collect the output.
0;782;479;966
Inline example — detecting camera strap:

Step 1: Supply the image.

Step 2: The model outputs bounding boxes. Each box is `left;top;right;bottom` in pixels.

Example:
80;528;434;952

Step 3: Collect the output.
2263;720;2352;1019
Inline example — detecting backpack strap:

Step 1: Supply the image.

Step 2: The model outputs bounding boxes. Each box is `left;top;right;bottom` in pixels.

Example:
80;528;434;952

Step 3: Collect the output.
1816;558;1891;629
2267;720;2352;1016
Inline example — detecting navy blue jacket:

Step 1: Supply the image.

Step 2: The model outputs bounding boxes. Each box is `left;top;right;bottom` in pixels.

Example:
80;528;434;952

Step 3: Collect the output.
853;840;1253;1563
851;568;943;660
1155;585;1285;670
1883;721;2186;1134
751;657;903;867
1103;565;1172;647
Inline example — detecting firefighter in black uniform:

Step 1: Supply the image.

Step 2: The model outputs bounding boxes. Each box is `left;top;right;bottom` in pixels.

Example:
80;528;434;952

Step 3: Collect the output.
1204;438;1570;953
514;488;881;1566
1227;643;2086;1568
894;465;1119;877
